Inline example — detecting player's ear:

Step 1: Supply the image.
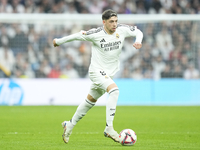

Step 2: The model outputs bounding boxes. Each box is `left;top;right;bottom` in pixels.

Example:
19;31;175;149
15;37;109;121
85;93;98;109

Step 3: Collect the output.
103;20;106;25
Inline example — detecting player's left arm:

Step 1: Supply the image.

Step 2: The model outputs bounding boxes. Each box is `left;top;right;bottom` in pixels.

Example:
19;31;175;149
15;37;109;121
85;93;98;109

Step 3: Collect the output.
121;25;143;49
132;26;143;49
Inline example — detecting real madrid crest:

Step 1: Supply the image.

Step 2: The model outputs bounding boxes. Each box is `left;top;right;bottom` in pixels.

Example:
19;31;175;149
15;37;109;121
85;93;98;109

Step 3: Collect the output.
116;33;119;38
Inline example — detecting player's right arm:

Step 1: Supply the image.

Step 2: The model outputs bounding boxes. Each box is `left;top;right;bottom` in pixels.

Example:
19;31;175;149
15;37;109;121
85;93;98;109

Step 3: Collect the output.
53;27;102;47
53;39;59;47
53;30;90;47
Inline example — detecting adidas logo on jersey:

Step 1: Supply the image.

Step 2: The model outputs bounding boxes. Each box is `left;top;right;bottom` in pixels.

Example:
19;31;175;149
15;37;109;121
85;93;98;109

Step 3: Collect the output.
100;38;106;43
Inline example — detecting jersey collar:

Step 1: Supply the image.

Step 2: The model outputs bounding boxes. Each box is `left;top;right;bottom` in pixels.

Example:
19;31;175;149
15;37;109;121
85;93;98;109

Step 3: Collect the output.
103;26;116;35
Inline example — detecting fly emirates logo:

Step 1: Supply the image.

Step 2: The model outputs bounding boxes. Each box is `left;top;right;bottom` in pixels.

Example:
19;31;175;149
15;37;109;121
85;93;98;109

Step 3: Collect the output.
100;41;121;51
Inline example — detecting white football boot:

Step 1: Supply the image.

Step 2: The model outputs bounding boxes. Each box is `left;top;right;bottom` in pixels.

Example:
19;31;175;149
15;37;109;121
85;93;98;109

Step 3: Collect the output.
104;127;119;143
62;121;72;143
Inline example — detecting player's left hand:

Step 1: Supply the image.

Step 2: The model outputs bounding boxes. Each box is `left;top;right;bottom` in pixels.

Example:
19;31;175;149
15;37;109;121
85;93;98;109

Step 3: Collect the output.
133;42;142;49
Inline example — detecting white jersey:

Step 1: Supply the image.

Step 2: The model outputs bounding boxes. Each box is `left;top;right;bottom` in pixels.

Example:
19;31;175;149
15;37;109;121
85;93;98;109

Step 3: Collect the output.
56;24;143;76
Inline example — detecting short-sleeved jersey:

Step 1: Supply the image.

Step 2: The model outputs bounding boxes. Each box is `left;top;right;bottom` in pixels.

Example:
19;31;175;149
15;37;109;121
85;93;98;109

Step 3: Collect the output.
56;24;143;76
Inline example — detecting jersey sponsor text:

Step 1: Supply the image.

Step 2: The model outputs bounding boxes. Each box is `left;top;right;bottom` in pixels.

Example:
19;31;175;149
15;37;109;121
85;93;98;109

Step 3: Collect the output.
100;41;121;51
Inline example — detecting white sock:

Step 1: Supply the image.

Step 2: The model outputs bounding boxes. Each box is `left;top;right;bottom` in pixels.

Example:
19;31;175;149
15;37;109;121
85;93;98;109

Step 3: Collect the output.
106;87;119;127
70;99;95;126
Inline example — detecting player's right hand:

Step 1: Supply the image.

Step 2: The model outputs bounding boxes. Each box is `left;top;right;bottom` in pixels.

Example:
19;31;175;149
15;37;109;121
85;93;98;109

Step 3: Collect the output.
53;39;59;47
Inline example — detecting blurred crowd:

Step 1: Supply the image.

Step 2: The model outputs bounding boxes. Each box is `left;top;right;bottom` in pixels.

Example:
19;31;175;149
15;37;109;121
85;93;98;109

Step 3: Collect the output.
0;0;200;79
1;0;200;14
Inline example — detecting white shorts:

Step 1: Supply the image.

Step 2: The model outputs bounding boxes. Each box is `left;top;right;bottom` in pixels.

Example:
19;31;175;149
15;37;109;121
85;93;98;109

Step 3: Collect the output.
88;69;115;100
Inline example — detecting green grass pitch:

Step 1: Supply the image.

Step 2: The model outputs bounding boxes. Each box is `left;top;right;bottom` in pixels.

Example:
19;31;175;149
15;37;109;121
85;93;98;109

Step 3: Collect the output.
0;106;200;150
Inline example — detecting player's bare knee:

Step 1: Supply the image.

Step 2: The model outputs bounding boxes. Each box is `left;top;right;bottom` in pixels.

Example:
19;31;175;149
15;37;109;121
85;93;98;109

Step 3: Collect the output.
87;94;97;102
107;83;118;93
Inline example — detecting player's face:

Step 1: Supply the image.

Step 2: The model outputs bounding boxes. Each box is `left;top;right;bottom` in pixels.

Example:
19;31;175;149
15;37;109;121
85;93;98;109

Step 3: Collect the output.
103;16;118;34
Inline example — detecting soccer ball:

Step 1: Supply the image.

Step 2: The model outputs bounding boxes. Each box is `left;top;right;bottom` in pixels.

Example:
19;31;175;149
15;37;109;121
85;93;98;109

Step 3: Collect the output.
119;129;137;146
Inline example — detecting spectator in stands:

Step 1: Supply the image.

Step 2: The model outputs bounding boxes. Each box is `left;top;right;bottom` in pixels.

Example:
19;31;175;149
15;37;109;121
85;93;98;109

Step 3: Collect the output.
42;59;51;76
56;0;69;14
172;65;183;78
180;54;189;70
20;60;35;78
183;64;200;79
27;44;37;67
67;2;78;14
183;1;194;14
35;64;47;78
38;0;52;13
35;59;51;78
152;55;166;79
169;47;182;66
124;0;137;14
182;42;194;62
129;52;142;75
0;25;10;48
198;5;200;14
0;45;15;78
144;23;155;46
173;34;183;53
10;24;28;55
141;48;153;73
89;1;102;14
0;0;13;13
11;0;25;13
118;38;139;78
14;52;26;76
151;43;161;58
160;0;172;10
161;64;173;78
136;1;147;14
120;64;131;78
48;63;61;78
24;0;35;13
13;68;23;78
191;0;200;13
143;65;153;79
74;1;89;14
156;23;174;60
198;49;200;71
170;0;182;14
131;68;143;80
61;63;79;79
149;0;163;14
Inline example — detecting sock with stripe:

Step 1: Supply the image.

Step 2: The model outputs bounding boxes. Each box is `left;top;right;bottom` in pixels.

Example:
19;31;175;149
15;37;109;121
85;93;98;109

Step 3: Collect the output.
70;99;95;127
106;87;119;128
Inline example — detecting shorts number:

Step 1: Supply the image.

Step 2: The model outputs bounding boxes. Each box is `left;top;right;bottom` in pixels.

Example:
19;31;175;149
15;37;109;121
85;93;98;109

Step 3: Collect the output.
100;71;106;76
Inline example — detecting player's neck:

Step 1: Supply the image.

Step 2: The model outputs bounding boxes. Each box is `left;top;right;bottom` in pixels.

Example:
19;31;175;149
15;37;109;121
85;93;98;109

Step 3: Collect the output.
103;26;115;35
